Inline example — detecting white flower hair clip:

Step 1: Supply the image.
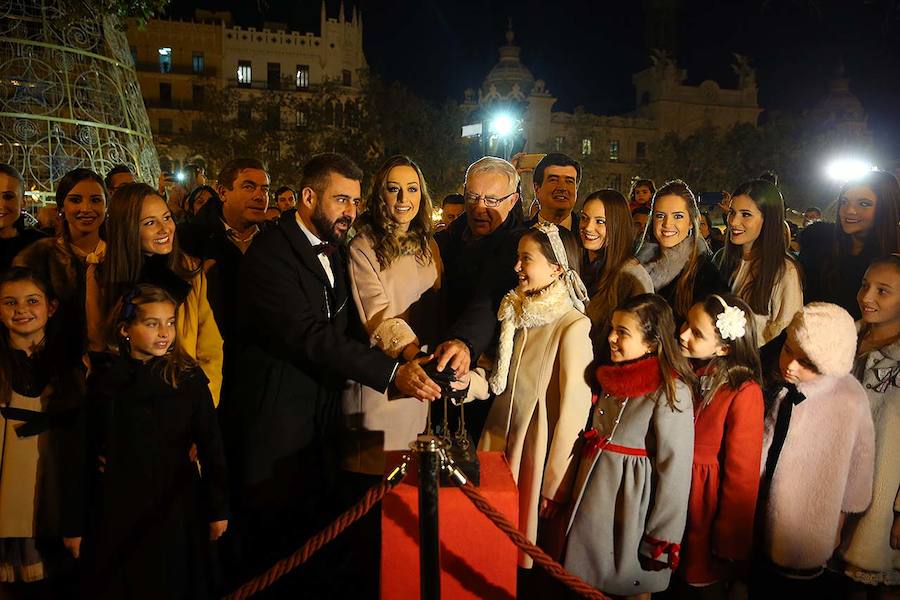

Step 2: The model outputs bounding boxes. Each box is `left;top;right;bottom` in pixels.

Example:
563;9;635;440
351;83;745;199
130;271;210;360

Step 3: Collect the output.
712;295;747;341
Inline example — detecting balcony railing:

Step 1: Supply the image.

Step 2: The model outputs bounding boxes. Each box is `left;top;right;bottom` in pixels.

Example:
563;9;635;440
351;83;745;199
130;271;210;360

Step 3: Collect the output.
144;98;204;110
135;62;218;78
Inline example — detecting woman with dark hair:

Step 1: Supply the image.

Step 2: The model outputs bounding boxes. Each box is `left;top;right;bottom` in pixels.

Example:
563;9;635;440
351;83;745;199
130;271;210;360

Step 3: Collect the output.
629;178;656;213
0;164;45;271
579;189;652;360
636;180;725;323
342;155;443;475
184;185;218;218
14;168;107;357
801;170;900;319
96;183;224;404
717;179;803;346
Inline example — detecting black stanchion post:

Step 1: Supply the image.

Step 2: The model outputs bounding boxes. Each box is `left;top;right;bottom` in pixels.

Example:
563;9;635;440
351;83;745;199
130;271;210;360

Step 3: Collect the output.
415;435;442;600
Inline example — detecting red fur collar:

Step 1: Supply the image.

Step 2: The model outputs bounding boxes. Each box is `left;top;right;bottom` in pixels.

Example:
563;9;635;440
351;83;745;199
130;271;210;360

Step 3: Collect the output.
596;355;662;397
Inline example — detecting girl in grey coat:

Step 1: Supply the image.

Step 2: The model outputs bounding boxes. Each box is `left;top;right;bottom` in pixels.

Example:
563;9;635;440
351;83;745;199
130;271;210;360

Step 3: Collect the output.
564;294;695;598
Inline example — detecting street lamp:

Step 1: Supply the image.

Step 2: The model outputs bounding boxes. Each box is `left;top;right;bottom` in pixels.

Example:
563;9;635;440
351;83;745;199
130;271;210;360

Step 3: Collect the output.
825;158;877;182
487;111;520;160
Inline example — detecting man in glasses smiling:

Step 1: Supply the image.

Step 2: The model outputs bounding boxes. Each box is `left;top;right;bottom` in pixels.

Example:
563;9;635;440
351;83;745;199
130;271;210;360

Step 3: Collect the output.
434;156;529;439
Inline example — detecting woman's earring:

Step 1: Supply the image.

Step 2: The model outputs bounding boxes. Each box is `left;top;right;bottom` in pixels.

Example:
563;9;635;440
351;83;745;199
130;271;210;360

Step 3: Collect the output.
125;336;130;342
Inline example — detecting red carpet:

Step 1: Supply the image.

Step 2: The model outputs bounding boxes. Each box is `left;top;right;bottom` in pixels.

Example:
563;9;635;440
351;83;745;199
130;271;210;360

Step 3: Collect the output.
381;451;518;599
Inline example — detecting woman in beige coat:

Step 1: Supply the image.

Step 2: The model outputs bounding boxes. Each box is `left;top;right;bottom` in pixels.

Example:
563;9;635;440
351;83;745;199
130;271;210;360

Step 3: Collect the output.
342;156;442;475
462;224;593;569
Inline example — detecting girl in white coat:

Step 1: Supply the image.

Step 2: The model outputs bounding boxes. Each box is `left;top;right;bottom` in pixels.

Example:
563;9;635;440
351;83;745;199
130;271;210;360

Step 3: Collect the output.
459;223;594;571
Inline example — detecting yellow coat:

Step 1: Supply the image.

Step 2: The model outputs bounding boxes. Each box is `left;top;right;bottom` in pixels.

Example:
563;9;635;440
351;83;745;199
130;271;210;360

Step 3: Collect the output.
177;265;224;405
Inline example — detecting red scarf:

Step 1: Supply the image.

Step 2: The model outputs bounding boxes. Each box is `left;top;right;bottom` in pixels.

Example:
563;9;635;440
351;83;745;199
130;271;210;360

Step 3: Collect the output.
595;354;663;398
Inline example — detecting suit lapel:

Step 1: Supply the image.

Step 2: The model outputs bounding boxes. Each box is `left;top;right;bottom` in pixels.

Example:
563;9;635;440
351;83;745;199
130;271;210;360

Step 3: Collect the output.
281;211;329;288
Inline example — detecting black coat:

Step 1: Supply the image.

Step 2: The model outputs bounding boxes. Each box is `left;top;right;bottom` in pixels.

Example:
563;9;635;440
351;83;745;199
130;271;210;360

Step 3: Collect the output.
0;219;45;272
435;212;528;359
223;211;396;516
524;210;580;232
656;252;727;321
178;199;258;344
799;222;878;320
83;355;228;600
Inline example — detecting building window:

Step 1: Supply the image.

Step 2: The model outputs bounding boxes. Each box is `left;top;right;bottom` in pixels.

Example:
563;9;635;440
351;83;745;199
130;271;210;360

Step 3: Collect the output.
607;174;621;190
581;138;592;156
342;69;352;86
609;139;619;162
158;118;173;135
636;141;647;161
192;52;204;74
192;85;204;107
267;62;280;90
129;46;137;65
266;105;280;129
158;47;172;73
159;82;171;107
268;142;280;161
237;101;251;125
555;136;565;151
295;109;307;128
295;65;309;89
237;60;251;87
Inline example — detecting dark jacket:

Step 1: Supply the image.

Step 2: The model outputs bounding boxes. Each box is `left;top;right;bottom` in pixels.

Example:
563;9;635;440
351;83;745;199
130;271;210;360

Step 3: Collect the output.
178;199;260;344
83;355;228;600
657;252;727;322
2;347;86;539
223;211;396;513
436;210;528;360
524;210;580;232
0;218;45;272
799;222;878;320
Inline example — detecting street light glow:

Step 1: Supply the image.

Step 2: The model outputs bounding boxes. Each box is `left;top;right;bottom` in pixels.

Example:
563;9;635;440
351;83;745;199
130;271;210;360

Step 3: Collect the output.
489;114;515;138
825;158;877;182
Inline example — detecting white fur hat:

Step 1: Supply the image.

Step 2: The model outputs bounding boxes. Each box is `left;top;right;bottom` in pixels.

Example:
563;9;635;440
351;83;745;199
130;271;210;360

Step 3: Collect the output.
788;302;857;376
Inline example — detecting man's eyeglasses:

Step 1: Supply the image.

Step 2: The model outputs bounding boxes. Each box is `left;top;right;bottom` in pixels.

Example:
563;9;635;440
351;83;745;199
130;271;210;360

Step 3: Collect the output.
463;190;517;208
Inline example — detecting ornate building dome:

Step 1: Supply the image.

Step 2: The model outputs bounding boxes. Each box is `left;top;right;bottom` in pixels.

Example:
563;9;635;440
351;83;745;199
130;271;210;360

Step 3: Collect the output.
815;62;866;125
481;22;535;103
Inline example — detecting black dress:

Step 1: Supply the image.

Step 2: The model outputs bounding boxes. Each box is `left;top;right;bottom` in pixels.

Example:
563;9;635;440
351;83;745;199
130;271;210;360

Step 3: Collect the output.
83;355;228;599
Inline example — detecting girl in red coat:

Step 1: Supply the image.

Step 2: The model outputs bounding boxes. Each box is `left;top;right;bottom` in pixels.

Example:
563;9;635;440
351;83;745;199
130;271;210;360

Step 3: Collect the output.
676;293;765;599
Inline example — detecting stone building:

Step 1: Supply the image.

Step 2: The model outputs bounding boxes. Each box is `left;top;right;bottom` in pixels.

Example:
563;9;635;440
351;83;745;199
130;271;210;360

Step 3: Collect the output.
126;2;366;172
466;26;762;193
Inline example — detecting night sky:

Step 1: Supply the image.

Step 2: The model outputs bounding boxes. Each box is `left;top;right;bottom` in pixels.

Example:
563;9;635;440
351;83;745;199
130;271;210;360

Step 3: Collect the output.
168;0;900;159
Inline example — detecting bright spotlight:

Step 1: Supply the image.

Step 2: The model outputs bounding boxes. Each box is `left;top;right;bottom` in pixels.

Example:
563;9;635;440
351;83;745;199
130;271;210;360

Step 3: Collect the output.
826;158;877;182
489;114;515;138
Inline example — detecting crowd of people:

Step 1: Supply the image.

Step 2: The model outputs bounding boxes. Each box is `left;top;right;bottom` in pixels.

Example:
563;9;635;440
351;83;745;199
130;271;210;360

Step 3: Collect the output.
0;150;897;600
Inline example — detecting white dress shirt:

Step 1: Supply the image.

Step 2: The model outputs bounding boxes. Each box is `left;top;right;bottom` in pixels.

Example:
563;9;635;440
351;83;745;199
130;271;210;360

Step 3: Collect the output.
296;212;335;287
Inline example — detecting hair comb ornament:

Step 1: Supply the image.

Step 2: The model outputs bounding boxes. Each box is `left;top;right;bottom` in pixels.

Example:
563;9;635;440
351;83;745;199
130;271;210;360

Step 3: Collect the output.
711;295;747;341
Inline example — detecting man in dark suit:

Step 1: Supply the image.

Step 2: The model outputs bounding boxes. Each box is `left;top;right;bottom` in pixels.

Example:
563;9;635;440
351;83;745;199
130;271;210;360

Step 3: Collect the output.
178;158;269;345
433;157;529;440
222;153;440;595
525;152;582;232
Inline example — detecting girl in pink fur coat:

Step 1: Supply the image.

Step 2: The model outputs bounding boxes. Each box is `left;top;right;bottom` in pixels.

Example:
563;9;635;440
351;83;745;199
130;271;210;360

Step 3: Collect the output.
752;303;876;598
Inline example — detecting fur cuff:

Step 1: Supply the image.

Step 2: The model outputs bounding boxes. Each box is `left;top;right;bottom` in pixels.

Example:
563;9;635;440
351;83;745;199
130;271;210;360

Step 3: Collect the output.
371;318;418;358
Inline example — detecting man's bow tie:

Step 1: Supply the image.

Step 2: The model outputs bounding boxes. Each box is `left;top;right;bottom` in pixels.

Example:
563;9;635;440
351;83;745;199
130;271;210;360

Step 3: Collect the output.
314;242;338;256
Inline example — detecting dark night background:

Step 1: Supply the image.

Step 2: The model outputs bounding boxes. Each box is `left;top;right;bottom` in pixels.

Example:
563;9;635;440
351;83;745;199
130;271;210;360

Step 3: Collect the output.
167;0;900;160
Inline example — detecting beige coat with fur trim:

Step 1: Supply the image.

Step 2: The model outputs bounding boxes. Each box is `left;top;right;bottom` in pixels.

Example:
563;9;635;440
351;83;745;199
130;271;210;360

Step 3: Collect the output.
468;288;594;568
341;233;442;474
